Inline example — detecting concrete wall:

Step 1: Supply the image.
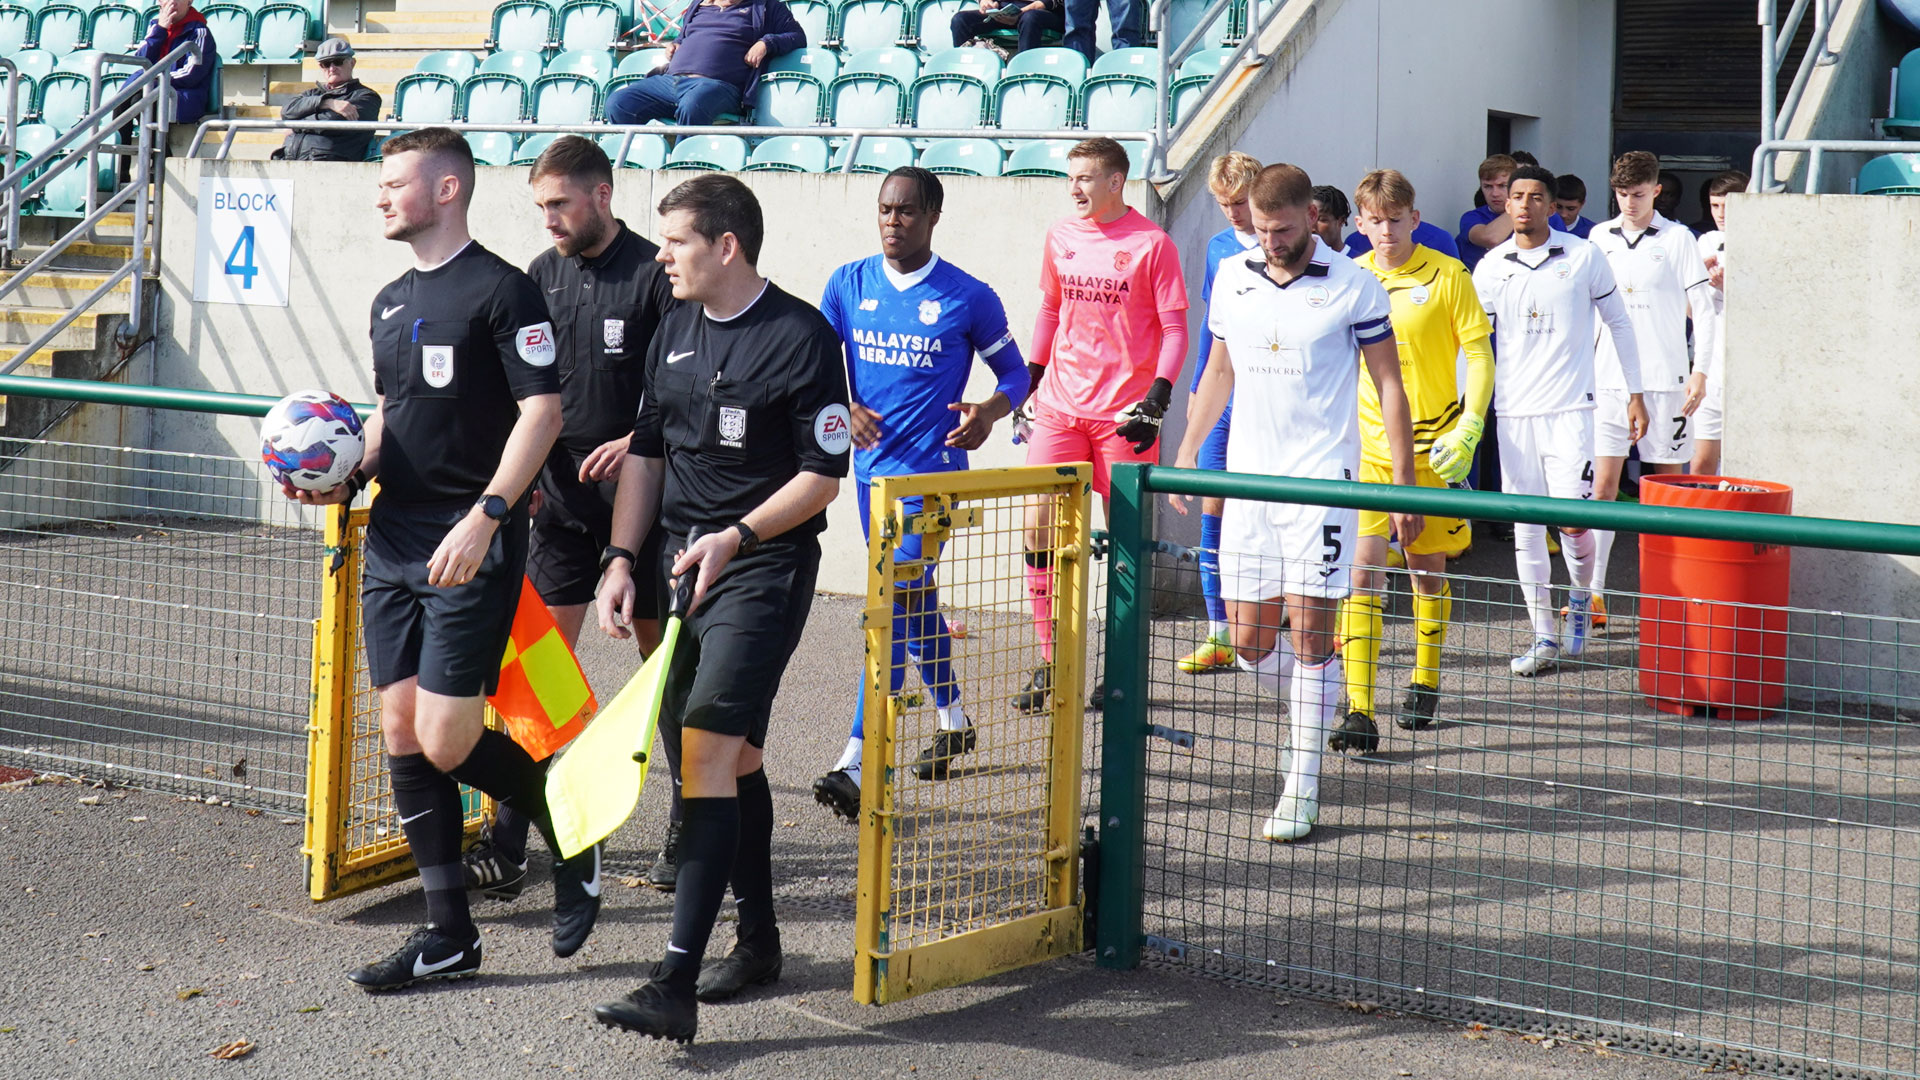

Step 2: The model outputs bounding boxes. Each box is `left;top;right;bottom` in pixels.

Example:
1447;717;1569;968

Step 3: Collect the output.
153;158;1150;594
1723;191;1920;705
1152;0;1616;551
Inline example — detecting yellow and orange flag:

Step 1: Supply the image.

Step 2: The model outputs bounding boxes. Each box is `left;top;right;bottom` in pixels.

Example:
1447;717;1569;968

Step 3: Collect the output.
488;577;596;761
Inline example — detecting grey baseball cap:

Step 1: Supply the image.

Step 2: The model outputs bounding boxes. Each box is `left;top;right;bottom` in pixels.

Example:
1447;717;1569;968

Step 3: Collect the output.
315;37;354;60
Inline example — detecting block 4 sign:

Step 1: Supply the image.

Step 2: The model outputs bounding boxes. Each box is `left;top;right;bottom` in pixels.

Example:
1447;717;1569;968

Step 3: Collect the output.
194;178;295;307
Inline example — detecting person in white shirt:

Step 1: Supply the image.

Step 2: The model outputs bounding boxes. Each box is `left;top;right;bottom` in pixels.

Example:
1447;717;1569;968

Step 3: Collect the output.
1690;169;1744;476
1473;164;1646;677
1171;163;1422;844
1585;151;1721;616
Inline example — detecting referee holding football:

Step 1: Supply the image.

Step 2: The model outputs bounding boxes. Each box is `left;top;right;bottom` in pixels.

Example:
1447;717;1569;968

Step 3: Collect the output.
461;135;685;903
289;127;602;989
592;174;850;1043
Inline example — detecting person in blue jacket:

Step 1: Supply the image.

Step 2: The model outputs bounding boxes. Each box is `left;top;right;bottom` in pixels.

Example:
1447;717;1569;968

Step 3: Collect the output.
604;0;805;127
137;0;217;123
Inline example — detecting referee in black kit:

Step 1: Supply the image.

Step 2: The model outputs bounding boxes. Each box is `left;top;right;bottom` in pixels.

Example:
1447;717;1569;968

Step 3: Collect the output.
460;134;684;902
591;174;851;1043
288;127;602;990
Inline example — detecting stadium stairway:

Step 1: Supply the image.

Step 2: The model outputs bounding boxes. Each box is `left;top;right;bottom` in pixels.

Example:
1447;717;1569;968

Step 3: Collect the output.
201;0;497;159
0;212;152;438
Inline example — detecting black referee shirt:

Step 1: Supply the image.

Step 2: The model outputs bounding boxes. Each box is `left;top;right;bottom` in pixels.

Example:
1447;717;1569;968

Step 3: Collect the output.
371;241;560;507
631;281;851;540
526;221;677;459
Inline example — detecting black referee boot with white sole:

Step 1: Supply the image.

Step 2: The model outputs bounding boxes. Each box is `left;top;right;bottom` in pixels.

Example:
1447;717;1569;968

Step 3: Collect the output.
551;841;603;958
595;973;698;1044
347;925;481;991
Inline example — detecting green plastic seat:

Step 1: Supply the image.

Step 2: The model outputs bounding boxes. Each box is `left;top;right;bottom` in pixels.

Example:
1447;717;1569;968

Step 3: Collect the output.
529;71;597;124
393;71;461;123
752;46;835;126
86;3;143;55
465;129;517;165
477;47;544;84
833;0;905;52
252;2;308;61
412;49;481;81
661;132;747;171
992;46;1082;129
0;4;34;57
909;47;998;128
917;136;1000;175
829;134;913;173
906;0;963;49
196;2;254;64
511;131;560;164
546;47;616;85
556;0;619;52
1887;49;1920;140
827;46;917;127
745;133;830;171
462;71;528;123
1001;137;1073;177
597;129;666;168
32;2;86;56
1857;153;1920;195
488;0;555;52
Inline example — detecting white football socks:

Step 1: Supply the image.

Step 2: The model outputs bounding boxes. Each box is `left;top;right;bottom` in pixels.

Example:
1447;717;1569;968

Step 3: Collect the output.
1284;654;1338;804
1514;523;1558;640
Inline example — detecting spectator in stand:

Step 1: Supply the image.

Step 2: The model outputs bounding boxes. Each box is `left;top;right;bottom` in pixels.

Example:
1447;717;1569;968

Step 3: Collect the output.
603;0;805;127
274;38;381;162
1062;0;1139;63
122;0;215;183
1309;185;1348;251
1554;173;1597;238
951;0;1063;52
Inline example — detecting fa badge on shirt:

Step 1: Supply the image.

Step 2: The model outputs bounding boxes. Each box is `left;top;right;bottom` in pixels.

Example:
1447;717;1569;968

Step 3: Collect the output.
604;318;625;351
718;405;747;448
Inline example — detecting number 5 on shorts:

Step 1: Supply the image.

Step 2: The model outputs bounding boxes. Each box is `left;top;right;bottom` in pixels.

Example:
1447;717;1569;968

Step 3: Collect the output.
1322;524;1343;566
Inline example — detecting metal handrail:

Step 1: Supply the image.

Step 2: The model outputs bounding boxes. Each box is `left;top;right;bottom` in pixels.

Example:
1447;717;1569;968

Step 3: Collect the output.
1759;0;1837;152
186;118;1159;173
1150;0;1289;181
1751;137;1920;192
0;58;18;254
0;37;198;377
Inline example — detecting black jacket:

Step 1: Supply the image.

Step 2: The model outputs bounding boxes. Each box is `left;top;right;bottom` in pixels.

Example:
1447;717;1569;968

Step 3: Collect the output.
277;79;382;161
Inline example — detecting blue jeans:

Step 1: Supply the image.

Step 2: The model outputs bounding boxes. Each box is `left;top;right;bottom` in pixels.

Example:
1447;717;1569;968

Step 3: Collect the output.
952;4;1064;51
604;73;743;126
1062;0;1139;60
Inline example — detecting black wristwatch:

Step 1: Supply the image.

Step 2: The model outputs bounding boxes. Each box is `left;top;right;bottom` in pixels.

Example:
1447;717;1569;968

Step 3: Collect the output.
474;493;510;522
730;521;760;556
599;544;636;574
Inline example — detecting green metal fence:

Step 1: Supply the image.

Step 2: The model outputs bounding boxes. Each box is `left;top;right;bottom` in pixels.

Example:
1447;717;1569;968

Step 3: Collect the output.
0;375;359;809
1097;463;1920;1080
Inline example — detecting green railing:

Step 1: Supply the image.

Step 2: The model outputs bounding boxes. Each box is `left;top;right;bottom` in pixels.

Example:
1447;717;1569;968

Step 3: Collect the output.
0;374;375;420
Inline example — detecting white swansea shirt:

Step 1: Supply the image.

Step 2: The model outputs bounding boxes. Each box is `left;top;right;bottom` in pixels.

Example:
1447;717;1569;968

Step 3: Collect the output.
1589;212;1716;392
1473;231;1642;418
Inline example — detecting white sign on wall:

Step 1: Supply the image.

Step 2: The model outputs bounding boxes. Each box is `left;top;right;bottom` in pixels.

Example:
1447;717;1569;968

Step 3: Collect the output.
193;178;294;307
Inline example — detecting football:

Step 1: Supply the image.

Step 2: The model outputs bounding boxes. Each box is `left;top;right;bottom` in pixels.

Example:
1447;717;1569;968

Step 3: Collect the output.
261;390;365;492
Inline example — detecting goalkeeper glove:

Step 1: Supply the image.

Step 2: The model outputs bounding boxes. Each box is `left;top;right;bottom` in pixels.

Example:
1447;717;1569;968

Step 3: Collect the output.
1426;412;1484;485
1113;378;1173;454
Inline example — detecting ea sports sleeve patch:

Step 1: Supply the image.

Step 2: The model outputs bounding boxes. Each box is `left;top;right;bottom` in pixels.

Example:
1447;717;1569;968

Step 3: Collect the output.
517;322;556;367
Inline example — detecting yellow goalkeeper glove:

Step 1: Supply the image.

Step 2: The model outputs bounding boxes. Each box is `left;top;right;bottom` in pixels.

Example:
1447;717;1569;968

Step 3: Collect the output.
1427;413;1483;485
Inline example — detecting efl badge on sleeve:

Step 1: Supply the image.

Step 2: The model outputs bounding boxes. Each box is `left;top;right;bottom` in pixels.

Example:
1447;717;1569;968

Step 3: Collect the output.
603;318;625;350
718;405;747;448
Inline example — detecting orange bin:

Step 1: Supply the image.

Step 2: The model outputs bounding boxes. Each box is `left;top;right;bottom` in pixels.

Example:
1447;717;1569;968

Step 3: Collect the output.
1637;475;1793;720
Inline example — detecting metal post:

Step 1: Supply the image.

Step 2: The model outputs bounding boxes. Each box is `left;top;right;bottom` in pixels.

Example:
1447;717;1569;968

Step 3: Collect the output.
1759;0;1778;156
1095;461;1152;970
1154;0;1169;179
128;83;154;339
1;58;17;258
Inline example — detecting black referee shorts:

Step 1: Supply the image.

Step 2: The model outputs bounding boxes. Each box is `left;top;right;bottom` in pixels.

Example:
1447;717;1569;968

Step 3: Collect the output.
529;449;664;611
361;501;527;698
656;535;821;749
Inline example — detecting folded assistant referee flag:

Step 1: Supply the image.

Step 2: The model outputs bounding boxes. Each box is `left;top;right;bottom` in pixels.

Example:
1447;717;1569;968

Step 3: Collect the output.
544;545;696;860
489;576;596;761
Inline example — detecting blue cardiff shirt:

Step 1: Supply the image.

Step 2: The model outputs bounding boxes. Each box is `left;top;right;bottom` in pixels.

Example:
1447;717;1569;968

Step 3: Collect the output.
1342;219;1460;261
1456;203;1566;271
821;254;1028;482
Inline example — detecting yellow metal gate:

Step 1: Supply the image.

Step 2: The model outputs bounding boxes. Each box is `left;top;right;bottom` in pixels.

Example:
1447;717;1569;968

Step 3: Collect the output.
854;465;1092;1003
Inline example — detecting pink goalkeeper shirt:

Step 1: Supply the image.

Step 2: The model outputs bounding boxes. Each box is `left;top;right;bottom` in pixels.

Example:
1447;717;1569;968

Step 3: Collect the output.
1033;208;1189;421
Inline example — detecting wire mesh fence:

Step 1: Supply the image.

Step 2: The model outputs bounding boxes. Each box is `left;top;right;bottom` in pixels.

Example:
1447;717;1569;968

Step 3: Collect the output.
855;465;1091;1004
1124;510;1920;1080
0;435;321;808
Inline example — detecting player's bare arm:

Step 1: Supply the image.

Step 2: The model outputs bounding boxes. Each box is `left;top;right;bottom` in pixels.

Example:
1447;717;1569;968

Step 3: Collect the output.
597;451;664;638
1359;337;1424;543
673;471;840;613
944;391;1012;449
578;432;633;482
849;402;884;448
1170;339;1233;513
427;391;562;588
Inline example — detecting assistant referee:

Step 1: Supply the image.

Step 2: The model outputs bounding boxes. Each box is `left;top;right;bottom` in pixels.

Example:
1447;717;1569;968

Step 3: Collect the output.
289;127;602;990
461;134;683;903
591;174;850;1043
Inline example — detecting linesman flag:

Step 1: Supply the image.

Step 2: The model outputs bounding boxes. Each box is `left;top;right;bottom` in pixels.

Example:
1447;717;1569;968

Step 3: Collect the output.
489;576;597;761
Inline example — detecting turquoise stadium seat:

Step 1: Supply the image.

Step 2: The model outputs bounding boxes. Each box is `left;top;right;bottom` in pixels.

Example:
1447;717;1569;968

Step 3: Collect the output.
462;72;528;123
414;49;480;80
478;47;544;83
546;47;615;85
512;130;559;164
907;0;963;49
598;130;666;167
10;47;52;116
661;132;748;171
197;2;253;63
7;69;33;121
11;120;51;213
465;129;517;164
11;42;48;77
1887;49;1920;140
828;45;915;127
830;134;912;173
745;133;829;171
1002;137;1073;176
834;0;904;52
393;71;460;122
0;4;32;56
1858;153;1920;194
252;2;308;61
1081;46;1159;130
556;0;619;52
1119;138;1147;177
617;47;666;75
993;47;1082;130
489;0;555;51
1156;0;1225;50
787;0;830;46
752;46;835;126
32;2;84;55
34;68;86;129
86;4;142;54
1169;46;1229;124
529;71;597;123
908;46;996;127
918;136;1000;175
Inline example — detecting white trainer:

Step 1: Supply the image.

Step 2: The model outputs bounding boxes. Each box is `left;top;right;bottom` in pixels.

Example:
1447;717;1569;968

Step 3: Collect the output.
1510;638;1561;676
1261;794;1319;843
